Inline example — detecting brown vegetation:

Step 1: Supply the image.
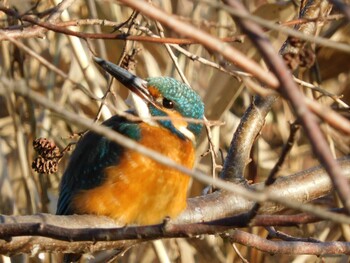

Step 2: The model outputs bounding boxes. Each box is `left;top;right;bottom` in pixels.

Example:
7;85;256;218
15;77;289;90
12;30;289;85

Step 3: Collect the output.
0;0;350;262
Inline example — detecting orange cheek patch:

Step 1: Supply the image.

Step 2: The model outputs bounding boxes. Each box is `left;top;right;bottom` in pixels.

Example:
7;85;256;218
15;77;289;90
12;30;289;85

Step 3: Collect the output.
148;86;161;98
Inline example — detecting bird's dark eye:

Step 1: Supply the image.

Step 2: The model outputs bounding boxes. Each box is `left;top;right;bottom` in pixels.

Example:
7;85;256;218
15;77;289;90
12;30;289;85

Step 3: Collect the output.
162;98;174;109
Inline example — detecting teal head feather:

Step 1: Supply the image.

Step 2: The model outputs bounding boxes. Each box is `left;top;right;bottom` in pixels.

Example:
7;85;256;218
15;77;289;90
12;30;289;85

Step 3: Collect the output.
146;77;204;140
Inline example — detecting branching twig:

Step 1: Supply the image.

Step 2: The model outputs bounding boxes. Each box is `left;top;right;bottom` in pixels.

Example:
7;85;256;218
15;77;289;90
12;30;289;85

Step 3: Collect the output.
220;95;278;183
266;226;320;243
265;122;300;186
0;0;76;40
227;229;350;255
248;121;300;219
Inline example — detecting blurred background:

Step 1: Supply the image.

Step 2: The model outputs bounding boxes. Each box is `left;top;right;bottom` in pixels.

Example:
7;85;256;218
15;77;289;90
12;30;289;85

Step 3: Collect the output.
0;0;350;262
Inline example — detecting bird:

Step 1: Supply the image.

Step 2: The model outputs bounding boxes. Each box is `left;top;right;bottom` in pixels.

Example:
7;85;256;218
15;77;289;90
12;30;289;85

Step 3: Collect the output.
56;57;205;228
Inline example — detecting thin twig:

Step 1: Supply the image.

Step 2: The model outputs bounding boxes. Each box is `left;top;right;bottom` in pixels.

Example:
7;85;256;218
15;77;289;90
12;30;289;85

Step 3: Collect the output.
265;122;300;186
266;226;320;243
248;121;300;218
227;229;350;255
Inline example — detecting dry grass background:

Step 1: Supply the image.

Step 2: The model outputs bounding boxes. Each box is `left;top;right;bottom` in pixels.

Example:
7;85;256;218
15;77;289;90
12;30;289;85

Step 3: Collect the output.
0;0;350;262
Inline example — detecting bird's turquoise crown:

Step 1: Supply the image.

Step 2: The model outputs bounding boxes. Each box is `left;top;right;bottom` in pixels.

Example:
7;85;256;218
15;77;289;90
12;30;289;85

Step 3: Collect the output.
146;77;204;140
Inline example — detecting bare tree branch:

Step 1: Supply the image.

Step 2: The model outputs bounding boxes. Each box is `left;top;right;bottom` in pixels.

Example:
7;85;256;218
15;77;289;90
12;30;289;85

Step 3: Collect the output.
220;95;278;183
227;229;350;255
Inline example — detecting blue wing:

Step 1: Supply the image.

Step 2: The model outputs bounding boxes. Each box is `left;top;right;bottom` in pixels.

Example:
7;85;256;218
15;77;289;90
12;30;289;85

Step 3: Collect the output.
56;114;140;215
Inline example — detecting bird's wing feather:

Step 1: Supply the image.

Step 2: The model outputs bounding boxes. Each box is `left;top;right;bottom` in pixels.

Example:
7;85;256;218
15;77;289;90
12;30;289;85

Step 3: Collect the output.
56;114;140;215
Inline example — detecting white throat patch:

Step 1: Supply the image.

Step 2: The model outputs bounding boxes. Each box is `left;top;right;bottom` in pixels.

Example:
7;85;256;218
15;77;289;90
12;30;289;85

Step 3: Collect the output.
126;92;196;143
126;92;157;126
178;126;196;144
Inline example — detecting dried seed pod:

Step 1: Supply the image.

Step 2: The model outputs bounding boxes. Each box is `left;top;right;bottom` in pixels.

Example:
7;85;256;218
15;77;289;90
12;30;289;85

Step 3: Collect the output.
32;138;62;174
32;156;58;174
33;138;61;158
43;159;58;174
32;156;45;173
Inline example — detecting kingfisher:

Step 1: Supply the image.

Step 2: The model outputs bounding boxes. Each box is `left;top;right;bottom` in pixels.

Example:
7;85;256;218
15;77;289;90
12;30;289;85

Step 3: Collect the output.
56;57;204;228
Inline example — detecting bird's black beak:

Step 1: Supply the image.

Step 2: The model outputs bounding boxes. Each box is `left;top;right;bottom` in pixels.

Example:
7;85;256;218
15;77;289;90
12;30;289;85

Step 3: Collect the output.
93;57;153;104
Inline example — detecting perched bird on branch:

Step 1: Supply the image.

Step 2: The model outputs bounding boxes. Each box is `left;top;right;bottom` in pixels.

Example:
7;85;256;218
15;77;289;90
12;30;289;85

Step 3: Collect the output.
56;57;204;262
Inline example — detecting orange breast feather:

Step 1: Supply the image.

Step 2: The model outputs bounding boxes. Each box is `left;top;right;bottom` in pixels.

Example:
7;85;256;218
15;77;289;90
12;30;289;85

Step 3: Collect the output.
72;123;195;225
